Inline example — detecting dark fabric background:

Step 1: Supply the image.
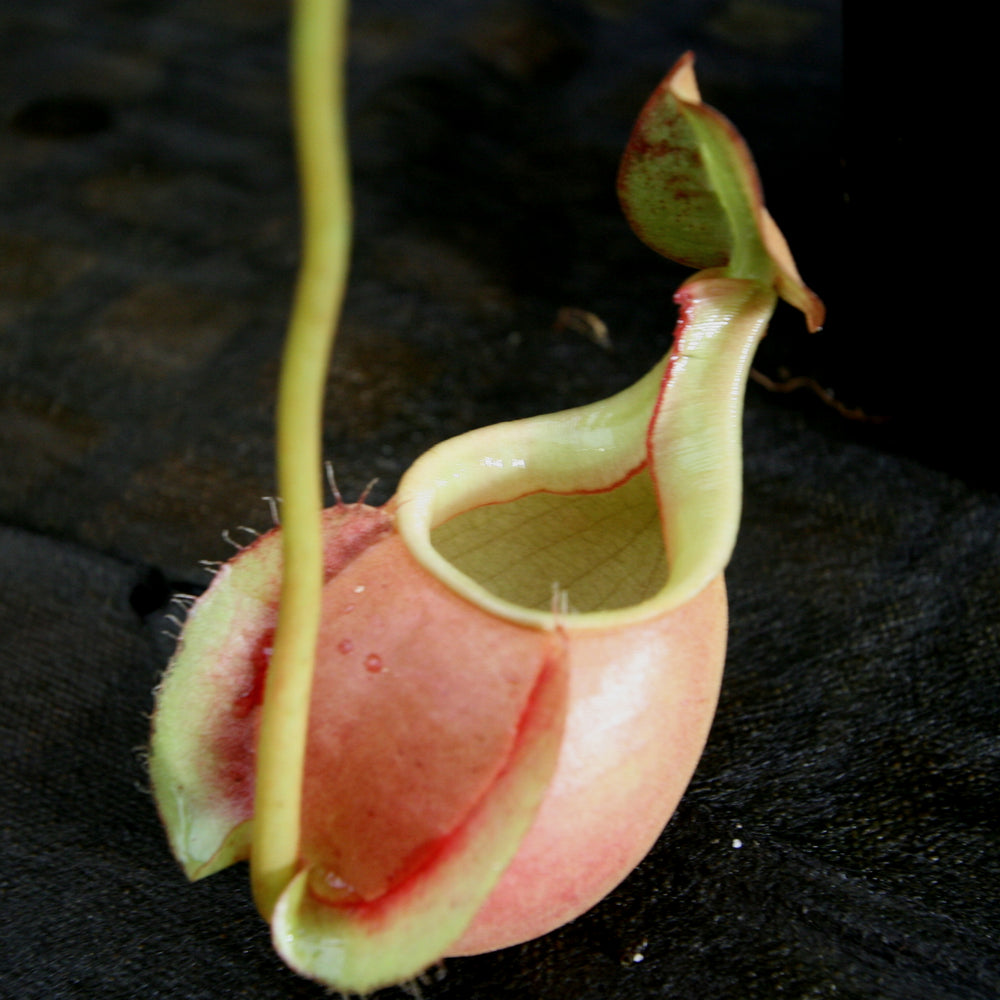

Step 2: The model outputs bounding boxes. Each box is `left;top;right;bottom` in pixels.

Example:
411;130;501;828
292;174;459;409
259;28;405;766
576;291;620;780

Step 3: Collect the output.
2;3;997;999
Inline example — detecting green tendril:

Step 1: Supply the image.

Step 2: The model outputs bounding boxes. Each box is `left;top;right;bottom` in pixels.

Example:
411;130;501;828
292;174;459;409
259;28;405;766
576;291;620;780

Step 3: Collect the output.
251;0;351;920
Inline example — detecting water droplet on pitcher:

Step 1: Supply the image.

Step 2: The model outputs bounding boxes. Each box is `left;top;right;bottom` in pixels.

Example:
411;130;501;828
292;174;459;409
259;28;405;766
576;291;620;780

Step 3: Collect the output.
325;870;351;891
337;638;354;654
309;867;362;905
364;653;383;673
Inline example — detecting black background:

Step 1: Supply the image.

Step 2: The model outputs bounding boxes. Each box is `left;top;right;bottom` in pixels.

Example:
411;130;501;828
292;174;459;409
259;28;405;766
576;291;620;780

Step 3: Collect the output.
2;2;997;999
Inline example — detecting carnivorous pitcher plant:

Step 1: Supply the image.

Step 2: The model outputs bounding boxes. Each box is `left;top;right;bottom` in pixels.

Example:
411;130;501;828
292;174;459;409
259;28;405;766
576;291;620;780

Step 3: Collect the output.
149;0;823;992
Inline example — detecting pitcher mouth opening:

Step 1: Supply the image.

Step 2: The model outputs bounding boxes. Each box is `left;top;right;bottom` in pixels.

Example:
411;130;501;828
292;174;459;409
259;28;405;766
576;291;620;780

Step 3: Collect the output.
430;465;666;618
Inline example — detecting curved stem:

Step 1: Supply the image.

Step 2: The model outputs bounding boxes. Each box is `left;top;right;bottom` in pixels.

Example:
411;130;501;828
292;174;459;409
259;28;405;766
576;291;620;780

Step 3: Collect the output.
252;0;351;920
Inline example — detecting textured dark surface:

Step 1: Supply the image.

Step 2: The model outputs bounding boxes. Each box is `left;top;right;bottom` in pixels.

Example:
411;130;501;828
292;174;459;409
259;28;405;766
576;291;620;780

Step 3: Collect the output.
2;2;997;999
